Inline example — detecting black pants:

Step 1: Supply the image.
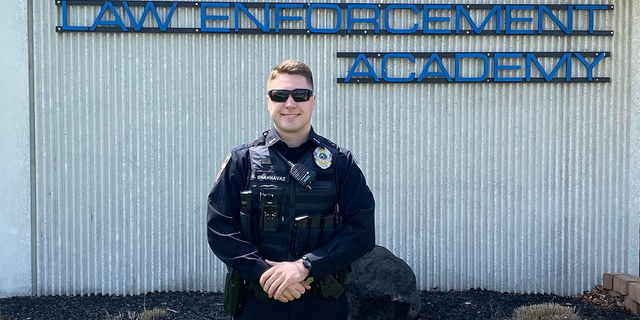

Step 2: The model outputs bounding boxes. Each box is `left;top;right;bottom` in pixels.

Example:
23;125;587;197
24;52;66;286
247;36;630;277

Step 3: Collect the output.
234;288;349;320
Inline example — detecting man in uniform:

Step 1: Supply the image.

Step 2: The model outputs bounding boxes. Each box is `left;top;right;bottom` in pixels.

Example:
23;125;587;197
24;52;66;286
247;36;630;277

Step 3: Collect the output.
207;60;375;319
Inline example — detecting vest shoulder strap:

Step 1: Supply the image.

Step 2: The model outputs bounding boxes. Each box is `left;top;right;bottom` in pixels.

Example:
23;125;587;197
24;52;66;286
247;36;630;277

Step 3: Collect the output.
313;134;339;151
247;131;267;147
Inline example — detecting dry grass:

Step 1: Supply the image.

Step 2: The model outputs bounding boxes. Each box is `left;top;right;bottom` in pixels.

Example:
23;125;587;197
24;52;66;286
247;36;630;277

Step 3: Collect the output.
513;303;581;320
104;308;167;320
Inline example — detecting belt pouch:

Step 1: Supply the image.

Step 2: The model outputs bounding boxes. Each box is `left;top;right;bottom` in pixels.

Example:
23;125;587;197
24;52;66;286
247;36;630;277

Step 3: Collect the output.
223;269;244;316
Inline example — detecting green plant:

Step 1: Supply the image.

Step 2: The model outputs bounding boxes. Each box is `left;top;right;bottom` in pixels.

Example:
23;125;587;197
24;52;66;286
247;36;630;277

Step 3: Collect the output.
512;303;581;320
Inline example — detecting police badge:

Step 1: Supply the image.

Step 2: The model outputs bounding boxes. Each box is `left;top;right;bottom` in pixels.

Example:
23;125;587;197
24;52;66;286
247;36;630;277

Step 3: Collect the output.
313;147;332;169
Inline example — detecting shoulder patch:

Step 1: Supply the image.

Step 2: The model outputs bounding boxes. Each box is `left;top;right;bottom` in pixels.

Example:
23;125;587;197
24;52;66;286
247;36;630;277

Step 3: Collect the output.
215;153;232;182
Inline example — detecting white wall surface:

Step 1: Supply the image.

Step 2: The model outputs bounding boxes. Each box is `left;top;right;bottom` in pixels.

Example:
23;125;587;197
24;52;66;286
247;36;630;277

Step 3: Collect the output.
0;0;32;298
629;0;640;280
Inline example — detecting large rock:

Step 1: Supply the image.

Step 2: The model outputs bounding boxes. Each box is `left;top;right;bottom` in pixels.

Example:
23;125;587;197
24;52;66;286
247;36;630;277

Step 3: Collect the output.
345;245;421;320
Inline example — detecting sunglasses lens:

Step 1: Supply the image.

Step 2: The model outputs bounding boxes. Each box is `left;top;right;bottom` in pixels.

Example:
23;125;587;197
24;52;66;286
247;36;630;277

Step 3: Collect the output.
269;90;289;102
268;89;313;102
291;90;312;102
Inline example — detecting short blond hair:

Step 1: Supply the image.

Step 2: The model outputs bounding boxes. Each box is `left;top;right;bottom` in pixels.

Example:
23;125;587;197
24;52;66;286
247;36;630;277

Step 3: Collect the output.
267;60;314;90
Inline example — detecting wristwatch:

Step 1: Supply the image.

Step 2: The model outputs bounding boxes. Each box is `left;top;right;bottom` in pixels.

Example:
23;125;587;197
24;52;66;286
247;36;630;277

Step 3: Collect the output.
302;256;314;285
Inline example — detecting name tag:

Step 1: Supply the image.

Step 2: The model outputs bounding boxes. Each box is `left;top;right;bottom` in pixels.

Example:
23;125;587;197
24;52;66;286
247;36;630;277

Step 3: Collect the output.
251;171;290;183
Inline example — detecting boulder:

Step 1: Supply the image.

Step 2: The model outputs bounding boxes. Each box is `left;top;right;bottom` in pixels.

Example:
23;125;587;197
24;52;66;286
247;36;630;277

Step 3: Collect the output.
345;245;421;320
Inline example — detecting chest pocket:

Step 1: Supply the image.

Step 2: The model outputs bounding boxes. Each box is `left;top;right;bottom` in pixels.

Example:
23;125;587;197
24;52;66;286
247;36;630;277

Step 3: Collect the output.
249;174;289;232
248;184;290;260
295;173;336;211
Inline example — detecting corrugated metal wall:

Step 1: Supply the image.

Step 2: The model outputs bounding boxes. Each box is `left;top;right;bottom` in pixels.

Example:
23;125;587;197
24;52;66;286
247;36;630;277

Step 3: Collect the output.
33;0;638;296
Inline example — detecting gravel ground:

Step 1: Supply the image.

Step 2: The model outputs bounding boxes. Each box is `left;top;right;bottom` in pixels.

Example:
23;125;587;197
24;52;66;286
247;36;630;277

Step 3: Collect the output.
1;289;639;320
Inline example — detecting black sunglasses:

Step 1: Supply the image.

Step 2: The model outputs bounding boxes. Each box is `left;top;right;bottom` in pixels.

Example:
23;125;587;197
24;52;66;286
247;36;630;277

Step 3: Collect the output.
267;89;314;103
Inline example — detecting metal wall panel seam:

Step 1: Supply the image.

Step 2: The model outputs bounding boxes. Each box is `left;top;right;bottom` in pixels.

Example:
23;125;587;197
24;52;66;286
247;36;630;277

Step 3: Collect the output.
27;0;37;296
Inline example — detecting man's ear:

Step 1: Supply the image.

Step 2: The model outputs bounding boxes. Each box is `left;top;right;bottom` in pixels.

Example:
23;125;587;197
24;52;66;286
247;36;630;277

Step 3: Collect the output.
312;95;317;110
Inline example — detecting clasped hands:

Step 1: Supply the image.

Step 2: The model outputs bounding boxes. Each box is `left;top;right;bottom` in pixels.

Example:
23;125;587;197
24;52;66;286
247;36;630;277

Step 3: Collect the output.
259;259;311;303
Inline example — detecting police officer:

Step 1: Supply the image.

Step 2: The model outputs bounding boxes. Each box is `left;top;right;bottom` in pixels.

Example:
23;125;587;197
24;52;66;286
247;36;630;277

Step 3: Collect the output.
207;60;375;319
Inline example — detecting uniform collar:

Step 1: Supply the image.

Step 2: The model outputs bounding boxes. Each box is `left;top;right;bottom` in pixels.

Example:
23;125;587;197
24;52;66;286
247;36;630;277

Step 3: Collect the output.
264;126;325;148
265;127;282;147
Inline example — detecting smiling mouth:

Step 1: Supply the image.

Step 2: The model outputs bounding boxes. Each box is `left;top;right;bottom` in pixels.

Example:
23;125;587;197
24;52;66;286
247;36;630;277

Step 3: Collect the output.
281;114;300;118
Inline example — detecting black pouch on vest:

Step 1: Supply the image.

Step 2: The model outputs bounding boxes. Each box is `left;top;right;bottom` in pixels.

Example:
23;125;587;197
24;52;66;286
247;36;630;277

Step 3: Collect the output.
307;215;322;250
240;191;253;239
260;193;278;232
320;214;335;245
293;215;309;256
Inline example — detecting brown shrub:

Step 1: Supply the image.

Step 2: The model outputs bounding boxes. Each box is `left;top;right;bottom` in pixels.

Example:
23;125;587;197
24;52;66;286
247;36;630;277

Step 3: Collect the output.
138;308;167;320
104;308;167;320
513;303;582;320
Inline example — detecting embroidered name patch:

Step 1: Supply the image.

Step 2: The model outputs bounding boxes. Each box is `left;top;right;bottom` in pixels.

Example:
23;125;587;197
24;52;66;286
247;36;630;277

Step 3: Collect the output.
250;171;289;183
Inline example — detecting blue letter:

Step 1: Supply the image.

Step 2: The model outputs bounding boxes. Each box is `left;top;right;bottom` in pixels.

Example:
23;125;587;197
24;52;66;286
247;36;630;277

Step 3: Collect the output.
423;5;451;34
418;54;452;82
381;53;415;82
575;5;608;34
62;1;89;31
505;6;534;35
275;4;303;33
347;4;380;34
538;5;573;34
201;3;230;33
122;1;177;32
455;5;501;34
454;53;489;82
385;5;418;34
525;53;572;82
234;3;269;32
307;4;341;33
91;2;127;31
345;54;380;83
575;53;605;81
494;53;523;82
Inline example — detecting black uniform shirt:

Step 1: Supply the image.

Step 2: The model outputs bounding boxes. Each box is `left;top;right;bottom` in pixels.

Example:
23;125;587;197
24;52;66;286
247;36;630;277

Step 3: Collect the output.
274;139;315;163
207;127;376;283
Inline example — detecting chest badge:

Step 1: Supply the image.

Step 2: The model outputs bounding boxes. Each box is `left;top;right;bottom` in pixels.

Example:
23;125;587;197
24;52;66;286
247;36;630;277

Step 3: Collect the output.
313;147;332;169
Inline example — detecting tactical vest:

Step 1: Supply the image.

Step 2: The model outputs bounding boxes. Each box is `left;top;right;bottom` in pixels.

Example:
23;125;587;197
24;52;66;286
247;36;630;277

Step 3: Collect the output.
239;136;341;262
